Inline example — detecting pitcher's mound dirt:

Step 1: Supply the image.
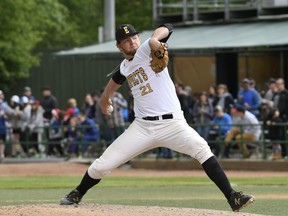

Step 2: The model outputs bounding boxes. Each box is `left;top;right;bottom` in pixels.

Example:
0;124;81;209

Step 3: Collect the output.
0;204;264;216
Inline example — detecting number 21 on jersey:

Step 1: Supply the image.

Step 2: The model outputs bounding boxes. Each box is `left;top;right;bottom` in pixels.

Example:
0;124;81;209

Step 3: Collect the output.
140;83;153;96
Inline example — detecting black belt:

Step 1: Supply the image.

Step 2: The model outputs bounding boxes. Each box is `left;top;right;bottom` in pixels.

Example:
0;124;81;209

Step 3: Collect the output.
142;114;173;121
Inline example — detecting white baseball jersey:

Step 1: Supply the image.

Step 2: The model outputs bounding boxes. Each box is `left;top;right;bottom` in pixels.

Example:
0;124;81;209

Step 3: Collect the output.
119;39;181;118
88;37;213;180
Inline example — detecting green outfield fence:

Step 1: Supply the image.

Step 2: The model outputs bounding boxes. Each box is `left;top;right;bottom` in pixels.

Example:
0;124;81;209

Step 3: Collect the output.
1;122;288;160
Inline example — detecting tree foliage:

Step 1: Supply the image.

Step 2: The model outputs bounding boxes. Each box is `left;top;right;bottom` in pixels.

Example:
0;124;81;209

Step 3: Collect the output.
58;0;104;47
116;0;153;31
0;0;153;91
0;0;73;90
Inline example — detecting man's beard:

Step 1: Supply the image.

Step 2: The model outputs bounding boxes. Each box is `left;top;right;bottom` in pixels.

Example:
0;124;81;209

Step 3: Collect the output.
124;50;137;56
123;47;138;56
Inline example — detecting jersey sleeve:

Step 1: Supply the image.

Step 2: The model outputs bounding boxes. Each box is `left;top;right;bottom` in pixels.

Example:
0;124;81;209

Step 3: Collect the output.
112;68;126;85
158;23;173;43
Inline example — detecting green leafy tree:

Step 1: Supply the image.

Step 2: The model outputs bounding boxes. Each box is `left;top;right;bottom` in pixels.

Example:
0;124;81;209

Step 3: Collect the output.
0;0;39;91
116;0;152;31
0;0;73;91
59;0;153;46
34;0;77;49
0;0;154;92
59;0;104;46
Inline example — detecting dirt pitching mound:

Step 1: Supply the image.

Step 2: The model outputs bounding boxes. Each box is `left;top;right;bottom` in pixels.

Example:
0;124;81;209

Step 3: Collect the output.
0;204;264;216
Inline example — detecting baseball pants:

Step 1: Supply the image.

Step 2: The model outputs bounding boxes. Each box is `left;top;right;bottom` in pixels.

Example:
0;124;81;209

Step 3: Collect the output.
88;112;213;179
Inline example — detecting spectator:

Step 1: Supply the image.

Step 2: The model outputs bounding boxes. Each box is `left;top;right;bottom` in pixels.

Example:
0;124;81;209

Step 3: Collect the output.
273;78;288;122
122;106;129;122
264;78;278;103
249;79;259;92
40;86;58;122
77;113;100;157
62;108;76;147
23;86;36;104
175;83;190;122
91;91;101;123
105;91;127;143
64;116;79;156
0;90;8;106
0;99;7;162
236;78;261;118
27;100;44;157
160;146;174;159
263;108;284;160
193;92;214;140
208;85;217;106
212;84;235;114
62;108;73;134
82;93;96;120
47;108;65;157
91;90;109;141
0;90;8;160
5;95;26;157
185;86;196;124
250;79;263;101
224;106;261;158
208;105;232;157
64;108;75;122
19;96;32;155
260;78;277;121
67;98;80;117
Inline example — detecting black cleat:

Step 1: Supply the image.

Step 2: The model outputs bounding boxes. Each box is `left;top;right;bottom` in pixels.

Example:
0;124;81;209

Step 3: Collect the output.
228;191;255;212
60;189;83;205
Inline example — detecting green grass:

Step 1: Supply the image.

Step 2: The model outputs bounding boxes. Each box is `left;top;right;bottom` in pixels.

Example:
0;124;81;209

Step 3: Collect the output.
1;176;287;189
0;176;287;216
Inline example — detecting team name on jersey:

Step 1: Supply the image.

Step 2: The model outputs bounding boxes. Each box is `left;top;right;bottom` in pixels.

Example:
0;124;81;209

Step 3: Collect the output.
127;67;148;88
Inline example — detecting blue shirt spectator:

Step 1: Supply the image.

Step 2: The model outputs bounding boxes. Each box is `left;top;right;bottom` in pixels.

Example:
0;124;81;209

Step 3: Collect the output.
80;118;99;142
208;105;232;157
237;79;261;117
212;110;232;135
78;113;99;155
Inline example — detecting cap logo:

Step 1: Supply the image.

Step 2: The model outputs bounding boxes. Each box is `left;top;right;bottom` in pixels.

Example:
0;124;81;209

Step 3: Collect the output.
123;26;129;34
116;24;138;42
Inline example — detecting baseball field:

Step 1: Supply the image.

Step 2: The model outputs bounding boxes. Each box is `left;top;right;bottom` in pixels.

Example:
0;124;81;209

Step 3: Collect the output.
0;162;287;216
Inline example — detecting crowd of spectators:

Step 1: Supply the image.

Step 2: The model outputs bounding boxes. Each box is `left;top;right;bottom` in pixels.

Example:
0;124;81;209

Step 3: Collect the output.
0;86;129;161
174;77;288;160
0;77;287;162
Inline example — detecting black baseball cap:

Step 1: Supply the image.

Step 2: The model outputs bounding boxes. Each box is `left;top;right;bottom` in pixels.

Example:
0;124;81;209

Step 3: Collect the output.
115;24;139;43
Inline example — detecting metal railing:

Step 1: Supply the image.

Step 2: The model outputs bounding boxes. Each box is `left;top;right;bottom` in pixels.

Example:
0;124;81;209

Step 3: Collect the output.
1;122;287;160
1;124;103;158
153;0;288;23
192;122;288;159
146;122;288;160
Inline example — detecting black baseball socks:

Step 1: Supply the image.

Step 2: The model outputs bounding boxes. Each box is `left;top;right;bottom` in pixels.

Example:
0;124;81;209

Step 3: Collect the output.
202;156;234;200
76;171;101;195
